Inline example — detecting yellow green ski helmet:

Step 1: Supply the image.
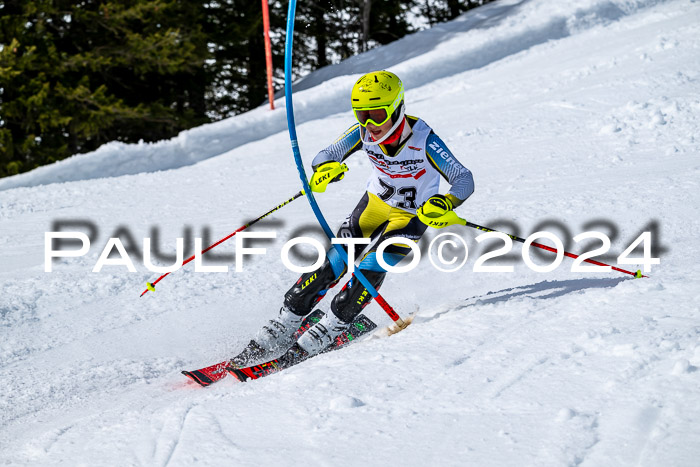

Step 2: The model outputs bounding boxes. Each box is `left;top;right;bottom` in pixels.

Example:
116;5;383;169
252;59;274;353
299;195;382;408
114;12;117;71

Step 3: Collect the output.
351;71;405;128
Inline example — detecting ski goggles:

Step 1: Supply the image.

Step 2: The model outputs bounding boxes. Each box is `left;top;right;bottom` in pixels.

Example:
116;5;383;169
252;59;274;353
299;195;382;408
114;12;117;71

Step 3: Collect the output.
353;106;393;127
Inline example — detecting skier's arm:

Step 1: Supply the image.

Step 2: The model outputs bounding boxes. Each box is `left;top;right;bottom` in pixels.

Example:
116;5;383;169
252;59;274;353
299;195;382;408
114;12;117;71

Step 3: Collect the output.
311;123;363;170
425;132;474;207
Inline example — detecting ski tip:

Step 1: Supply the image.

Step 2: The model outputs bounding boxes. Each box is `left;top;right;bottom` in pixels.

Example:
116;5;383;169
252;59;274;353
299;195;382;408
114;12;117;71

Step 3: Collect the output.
182;370;211;387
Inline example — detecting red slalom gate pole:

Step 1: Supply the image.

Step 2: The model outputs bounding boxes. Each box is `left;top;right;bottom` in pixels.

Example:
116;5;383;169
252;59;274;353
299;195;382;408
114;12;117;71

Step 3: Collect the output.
140;190;305;297
262;0;275;110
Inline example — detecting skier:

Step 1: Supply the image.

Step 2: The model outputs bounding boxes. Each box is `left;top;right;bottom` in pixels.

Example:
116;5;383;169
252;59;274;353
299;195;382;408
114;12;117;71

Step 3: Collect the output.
231;70;474;366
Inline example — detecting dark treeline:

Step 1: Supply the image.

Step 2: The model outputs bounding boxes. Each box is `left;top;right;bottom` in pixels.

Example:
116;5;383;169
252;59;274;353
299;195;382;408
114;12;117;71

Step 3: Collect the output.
0;0;493;178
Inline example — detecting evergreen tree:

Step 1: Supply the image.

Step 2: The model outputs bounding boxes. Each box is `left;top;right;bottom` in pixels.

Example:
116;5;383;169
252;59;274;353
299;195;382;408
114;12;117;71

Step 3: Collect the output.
0;0;209;177
0;0;497;179
368;0;416;46
419;0;495;25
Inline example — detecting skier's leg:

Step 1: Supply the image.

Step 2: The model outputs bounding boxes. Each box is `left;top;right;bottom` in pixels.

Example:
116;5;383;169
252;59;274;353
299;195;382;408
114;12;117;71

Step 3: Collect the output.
293;257;390;357
295;269;385;355
296;208;427;356
282;191;389;318
232;194;382;365
230;250;346;366
333;209;427;324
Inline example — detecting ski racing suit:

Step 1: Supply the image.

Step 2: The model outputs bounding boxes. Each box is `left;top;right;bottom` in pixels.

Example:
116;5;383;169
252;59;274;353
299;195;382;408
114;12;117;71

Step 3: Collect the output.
283;115;475;324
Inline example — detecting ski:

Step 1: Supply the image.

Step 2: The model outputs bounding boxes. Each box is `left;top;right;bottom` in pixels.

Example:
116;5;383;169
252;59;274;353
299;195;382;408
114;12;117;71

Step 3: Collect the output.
182;360;229;386
182;310;376;386
182;309;325;387
227;314;377;382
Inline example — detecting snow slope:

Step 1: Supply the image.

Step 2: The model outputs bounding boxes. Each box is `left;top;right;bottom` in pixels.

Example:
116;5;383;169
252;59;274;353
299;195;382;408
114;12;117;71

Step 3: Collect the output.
1;0;699;465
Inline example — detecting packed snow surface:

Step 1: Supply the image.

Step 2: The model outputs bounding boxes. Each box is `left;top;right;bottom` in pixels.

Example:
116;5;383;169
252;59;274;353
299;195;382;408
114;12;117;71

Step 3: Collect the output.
1;0;699;465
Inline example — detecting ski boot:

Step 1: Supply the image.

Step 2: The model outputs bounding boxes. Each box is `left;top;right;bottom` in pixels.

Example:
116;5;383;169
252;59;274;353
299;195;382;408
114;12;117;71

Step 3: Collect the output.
296;309;352;356
230;258;345;367
297;270;385;357
229;305;305;367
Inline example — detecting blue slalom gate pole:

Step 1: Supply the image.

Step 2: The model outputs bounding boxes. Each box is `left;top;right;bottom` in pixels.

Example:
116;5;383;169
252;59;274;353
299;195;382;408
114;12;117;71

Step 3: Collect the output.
283;0;405;326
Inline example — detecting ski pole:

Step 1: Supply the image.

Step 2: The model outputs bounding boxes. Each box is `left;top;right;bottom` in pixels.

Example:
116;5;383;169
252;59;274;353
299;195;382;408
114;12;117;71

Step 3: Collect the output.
141;163;349;297
140;189;305;296
424;211;646;278
141;190;304;297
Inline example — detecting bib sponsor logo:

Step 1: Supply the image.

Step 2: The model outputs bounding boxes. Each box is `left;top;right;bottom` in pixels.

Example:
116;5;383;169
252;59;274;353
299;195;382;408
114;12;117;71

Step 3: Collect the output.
428;141;453;161
366;151;425;177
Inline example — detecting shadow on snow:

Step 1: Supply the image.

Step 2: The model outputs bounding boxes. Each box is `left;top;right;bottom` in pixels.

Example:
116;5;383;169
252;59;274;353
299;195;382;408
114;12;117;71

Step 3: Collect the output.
415;276;628;323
